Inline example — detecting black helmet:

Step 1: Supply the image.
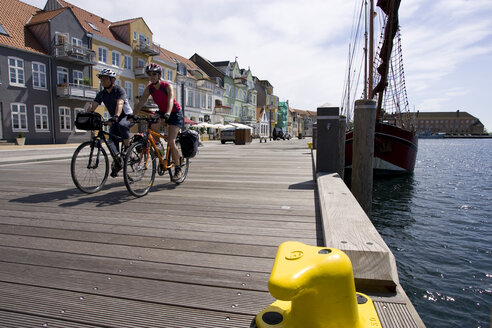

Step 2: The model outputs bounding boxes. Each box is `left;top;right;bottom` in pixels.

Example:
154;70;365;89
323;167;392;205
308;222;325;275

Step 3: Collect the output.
145;63;162;74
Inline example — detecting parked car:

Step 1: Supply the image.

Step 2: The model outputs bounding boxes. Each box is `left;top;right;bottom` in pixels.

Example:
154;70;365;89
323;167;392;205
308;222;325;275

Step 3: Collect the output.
273;127;287;140
220;127;236;144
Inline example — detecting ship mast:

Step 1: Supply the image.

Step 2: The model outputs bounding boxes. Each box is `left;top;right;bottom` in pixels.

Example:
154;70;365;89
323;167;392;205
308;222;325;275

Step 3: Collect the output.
364;0;375;99
368;0;375;99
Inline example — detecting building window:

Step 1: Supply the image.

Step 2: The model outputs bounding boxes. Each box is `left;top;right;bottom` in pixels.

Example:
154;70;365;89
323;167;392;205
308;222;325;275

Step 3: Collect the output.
11;103;28;131
103;111;110;133
0;23;9;36
71;37;83;54
186;89;193;107
124;55;132;69
73;70;83;85
32;62;47;89
112;51;121;67
86;21;100;32
59;107;71;131
201;93;206;108
74;108;84;132
137;58;145;68
195;92;200;108
8;57;25;86
168;70;173;81
133;31;137;41
98;47;108;63
124;81;133;100
138;84;145;97
57;66;69;85
34;105;49;131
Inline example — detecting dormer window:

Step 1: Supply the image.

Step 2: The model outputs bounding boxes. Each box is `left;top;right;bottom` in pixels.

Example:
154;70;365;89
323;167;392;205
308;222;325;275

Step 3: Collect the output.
86;21;100;32
0;23;9;36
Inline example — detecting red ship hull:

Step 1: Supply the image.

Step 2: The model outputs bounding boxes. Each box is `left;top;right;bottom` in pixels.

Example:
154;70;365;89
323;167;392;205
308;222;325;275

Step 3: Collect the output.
345;122;418;174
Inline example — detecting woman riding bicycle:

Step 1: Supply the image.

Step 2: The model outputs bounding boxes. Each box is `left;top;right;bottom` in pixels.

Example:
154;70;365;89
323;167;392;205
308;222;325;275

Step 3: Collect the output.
133;63;184;181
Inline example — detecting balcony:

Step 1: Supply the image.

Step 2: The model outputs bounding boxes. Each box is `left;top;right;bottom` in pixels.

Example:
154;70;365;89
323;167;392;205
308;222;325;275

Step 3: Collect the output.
134;67;147;78
134;40;160;56
240;116;254;122
197;79;213;90
57;83;98;100
215;106;232;115
55;43;96;65
234;77;247;86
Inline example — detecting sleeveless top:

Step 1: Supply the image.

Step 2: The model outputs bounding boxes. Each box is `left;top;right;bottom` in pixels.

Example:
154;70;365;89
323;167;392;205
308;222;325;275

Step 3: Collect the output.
148;81;181;113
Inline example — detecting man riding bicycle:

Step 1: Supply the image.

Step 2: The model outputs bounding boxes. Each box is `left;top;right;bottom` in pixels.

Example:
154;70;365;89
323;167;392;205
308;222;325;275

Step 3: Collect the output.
133;63;184;181
86;68;134;177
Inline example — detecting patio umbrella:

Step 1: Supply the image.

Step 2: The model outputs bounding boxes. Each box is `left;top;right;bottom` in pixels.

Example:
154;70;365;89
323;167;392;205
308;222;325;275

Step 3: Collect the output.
184;117;197;125
230;123;253;130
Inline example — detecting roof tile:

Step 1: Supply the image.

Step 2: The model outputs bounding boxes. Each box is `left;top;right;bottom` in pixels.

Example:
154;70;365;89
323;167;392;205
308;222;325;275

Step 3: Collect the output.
0;0;47;54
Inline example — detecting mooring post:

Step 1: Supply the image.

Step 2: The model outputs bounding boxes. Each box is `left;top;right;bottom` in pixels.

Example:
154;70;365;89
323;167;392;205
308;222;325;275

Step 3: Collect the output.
351;99;377;214
337;115;347;179
316;106;340;173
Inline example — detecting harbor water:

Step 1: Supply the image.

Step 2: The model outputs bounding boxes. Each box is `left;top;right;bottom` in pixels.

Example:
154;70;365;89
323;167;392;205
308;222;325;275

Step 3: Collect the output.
371;139;491;327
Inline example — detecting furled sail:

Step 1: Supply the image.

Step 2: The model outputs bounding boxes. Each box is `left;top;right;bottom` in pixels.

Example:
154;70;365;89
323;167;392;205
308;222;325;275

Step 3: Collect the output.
373;0;401;95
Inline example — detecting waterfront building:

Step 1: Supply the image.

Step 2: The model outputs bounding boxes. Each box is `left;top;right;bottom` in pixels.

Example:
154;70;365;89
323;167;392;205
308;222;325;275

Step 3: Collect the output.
191;54;256;125
254;78;278;137
0;0;162;144
384;110;485;135
277;101;289;130
289;108;316;137
48;0;160;141
162;50;222;125
0;0;53;144
238;68;258;126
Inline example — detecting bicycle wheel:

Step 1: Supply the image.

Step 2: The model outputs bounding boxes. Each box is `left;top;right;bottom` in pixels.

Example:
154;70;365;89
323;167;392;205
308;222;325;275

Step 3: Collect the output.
168;141;189;184
123;141;156;197
71;140;109;193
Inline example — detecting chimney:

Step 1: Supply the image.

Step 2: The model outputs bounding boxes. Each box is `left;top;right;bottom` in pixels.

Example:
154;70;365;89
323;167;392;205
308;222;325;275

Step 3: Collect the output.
101;18;104;23
457;110;460;117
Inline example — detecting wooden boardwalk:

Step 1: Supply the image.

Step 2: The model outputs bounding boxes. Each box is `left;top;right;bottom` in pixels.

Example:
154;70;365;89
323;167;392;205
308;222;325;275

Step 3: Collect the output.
0;139;321;327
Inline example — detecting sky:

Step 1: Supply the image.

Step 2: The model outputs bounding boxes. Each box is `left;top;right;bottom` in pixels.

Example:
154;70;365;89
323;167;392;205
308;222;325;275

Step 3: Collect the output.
21;0;492;131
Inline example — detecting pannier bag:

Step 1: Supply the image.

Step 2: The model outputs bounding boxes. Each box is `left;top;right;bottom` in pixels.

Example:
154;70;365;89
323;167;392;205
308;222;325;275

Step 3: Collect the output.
179;129;199;158
75;112;103;131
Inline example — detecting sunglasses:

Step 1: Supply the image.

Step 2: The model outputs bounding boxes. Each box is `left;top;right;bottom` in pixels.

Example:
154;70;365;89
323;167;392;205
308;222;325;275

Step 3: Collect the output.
148;72;159;77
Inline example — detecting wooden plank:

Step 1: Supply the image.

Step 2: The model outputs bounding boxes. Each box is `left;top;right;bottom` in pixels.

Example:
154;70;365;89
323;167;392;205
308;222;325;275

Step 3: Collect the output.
0;224;279;258
0;283;255;328
0;234;274;273
0;247;270;291
0;310;100;328
317;172;399;291
0;262;273;315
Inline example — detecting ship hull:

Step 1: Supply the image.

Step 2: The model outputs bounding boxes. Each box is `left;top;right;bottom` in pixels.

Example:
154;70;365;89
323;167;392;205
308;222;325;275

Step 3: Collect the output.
345;122;418;175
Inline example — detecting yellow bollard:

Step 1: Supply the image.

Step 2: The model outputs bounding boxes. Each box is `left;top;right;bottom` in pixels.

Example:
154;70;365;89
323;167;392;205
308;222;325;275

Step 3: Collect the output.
253;241;382;328
307;142;313;149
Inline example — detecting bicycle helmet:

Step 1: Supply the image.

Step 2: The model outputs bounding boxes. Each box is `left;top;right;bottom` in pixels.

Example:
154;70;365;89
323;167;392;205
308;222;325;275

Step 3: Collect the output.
97;68;117;78
145;63;162;74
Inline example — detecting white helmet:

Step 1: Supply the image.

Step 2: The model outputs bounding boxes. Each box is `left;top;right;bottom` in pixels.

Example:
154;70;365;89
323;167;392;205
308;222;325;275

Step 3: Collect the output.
97;68;116;78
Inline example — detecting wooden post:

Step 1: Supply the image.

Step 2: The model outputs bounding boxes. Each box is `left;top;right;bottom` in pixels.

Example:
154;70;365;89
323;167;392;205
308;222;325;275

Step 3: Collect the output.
337;116;346;179
351;99;376;214
316;106;339;173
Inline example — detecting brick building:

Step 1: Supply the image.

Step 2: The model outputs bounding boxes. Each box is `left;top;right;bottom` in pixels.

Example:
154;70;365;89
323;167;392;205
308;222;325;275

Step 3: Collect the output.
384;110;485;135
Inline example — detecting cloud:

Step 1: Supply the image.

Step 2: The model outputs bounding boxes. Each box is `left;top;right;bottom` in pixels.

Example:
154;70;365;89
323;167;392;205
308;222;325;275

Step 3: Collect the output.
18;0;492;129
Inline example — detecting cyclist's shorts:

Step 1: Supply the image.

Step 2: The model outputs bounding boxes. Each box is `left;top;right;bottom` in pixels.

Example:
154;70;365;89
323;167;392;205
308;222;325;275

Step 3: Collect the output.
110;121;131;140
168;110;184;127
